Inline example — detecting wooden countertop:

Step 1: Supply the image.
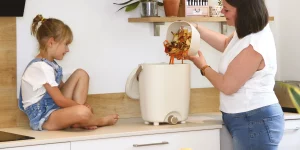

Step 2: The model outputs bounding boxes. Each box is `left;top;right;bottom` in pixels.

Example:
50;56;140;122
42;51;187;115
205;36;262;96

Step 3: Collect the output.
0;112;299;149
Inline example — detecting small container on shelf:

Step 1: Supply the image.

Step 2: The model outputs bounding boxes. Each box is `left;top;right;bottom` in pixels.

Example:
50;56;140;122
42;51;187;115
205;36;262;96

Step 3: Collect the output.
178;0;210;17
209;5;223;17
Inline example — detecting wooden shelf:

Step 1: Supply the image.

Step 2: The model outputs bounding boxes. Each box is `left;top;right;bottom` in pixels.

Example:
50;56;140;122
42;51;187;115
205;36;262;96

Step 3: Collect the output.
128;16;275;36
128;16;274;23
129;17;226;22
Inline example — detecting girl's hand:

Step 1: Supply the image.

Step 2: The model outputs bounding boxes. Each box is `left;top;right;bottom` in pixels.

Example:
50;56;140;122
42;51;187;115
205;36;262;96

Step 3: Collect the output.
187;50;207;69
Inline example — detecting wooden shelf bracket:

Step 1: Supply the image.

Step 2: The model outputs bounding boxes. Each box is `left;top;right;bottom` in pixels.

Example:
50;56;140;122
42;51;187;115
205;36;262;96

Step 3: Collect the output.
154;22;165;36
220;22;227;35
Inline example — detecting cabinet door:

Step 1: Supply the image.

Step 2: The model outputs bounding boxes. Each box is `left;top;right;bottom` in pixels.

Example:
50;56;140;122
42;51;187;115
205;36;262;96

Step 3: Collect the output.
220;125;233;150
3;142;70;150
71;130;220;150
279;119;300;150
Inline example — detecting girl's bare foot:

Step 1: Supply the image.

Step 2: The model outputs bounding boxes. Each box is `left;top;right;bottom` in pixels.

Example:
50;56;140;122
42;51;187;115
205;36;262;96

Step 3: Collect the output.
84;126;98;130
80;103;97;129
71;124;98;130
70;114;119;129
98;114;119;127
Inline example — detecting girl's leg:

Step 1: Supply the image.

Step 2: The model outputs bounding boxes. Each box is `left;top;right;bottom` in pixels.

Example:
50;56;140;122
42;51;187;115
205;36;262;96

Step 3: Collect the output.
58;69;118;129
60;69;89;104
59;69;96;129
42;105;119;131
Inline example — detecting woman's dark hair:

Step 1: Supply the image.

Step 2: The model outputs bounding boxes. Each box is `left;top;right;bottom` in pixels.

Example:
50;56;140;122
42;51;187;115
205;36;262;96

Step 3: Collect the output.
225;0;269;39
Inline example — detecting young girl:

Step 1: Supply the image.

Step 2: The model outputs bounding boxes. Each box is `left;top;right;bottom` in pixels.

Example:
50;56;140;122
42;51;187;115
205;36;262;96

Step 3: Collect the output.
18;14;119;131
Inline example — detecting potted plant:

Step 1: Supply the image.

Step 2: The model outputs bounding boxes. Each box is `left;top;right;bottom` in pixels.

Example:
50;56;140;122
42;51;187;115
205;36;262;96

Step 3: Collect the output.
218;0;224;17
163;0;180;17
218;0;222;6
114;0;163;17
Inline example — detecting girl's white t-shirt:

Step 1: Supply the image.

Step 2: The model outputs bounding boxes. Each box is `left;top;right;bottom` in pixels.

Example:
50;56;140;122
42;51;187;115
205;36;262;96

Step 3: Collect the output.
218;24;279;113
21;62;59;109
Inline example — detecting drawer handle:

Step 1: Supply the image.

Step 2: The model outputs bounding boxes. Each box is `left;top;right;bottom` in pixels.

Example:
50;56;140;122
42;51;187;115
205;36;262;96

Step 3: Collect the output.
285;127;300;131
133;141;169;147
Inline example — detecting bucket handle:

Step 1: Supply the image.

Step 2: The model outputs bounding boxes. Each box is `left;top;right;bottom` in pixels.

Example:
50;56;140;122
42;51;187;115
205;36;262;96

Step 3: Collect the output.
136;65;143;81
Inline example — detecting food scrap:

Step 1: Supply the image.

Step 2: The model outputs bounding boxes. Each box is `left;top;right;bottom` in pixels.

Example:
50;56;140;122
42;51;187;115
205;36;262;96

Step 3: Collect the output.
163;27;191;64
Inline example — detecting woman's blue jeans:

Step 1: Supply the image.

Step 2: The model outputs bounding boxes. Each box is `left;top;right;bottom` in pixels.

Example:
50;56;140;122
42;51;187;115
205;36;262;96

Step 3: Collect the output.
222;103;285;150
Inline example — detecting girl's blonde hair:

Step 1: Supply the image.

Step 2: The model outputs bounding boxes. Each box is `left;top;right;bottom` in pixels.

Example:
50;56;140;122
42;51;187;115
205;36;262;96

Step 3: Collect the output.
31;14;73;51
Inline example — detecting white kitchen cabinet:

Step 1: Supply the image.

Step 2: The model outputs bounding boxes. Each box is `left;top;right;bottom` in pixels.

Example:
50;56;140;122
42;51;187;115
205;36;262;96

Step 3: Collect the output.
71;130;220;150
220;119;300;150
278;119;300;150
220;125;233;150
2;142;70;150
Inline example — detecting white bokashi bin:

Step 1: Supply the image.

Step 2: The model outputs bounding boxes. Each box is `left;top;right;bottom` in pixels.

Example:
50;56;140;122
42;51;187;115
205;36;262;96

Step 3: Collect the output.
125;63;191;126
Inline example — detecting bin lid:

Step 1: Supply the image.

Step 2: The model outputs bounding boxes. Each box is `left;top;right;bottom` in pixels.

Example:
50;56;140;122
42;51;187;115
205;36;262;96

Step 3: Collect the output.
125;67;140;100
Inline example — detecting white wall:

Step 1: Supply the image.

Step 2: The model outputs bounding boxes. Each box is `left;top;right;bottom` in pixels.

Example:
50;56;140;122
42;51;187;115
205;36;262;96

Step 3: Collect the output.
277;0;300;81
17;0;280;95
265;0;281;80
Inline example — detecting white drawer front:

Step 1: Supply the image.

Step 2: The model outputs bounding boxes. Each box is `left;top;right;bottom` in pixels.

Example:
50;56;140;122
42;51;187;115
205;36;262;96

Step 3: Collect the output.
279;120;300;150
3;142;70;150
71;130;220;150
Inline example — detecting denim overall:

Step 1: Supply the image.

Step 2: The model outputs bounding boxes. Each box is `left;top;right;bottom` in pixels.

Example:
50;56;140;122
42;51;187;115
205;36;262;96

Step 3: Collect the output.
18;58;62;131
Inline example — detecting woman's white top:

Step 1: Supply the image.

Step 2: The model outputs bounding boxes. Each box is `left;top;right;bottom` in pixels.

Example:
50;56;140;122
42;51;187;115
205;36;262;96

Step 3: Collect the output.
218;24;279;113
21;62;59;109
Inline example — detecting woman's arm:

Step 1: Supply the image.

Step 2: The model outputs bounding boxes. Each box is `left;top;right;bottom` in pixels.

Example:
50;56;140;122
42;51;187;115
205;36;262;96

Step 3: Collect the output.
44;83;79;108
194;24;233;52
189;45;264;95
204;45;263;95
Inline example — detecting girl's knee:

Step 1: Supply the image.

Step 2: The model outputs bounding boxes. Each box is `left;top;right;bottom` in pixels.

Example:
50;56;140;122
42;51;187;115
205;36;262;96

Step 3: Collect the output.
74;68;89;79
74;105;92;122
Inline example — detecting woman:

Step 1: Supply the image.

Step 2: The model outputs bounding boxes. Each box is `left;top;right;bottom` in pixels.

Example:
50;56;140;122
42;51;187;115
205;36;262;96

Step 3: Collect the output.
189;0;284;149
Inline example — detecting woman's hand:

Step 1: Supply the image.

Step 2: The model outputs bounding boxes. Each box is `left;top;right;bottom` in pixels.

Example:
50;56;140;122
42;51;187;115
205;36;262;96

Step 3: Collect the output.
190;22;199;30
187;50;208;69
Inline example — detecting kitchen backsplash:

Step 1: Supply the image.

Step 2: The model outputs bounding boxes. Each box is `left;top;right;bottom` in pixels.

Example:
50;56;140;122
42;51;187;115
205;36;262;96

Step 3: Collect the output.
0;17;17;128
17;88;220;127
